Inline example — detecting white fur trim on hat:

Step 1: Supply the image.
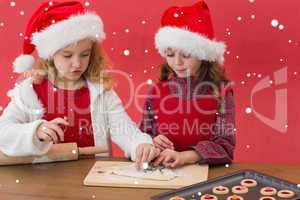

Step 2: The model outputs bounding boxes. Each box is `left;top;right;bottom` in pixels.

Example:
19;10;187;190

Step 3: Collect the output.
32;12;105;59
155;26;226;65
13;54;35;73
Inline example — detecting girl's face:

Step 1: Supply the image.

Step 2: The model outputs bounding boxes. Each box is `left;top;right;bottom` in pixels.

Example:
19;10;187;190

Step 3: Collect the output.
165;48;202;78
53;39;93;82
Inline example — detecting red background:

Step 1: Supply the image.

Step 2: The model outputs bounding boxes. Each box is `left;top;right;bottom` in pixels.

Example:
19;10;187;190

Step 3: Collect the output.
0;0;299;164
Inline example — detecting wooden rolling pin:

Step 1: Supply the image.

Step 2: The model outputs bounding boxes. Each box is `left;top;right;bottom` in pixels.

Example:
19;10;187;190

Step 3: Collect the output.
0;143;109;166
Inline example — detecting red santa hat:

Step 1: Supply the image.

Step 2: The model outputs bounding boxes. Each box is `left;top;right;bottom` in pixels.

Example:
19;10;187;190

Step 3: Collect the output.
13;1;105;73
155;1;226;65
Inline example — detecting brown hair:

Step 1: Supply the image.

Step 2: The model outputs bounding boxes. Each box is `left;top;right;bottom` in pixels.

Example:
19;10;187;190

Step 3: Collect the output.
159;60;229;87
36;41;113;90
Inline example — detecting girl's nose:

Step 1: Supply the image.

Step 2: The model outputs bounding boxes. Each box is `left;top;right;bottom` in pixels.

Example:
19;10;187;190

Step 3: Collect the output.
72;56;81;68
174;55;183;65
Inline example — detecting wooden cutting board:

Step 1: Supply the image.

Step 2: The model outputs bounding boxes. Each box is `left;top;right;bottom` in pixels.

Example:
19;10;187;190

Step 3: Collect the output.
83;161;209;189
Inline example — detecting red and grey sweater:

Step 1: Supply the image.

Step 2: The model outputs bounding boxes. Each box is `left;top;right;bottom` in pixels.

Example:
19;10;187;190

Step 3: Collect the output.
140;76;235;165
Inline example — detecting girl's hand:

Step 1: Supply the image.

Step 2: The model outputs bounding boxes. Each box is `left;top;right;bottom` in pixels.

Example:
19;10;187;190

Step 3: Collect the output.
154;149;201;168
23;69;47;84
36;117;69;143
153;149;185;168
135;143;160;170
153;135;174;151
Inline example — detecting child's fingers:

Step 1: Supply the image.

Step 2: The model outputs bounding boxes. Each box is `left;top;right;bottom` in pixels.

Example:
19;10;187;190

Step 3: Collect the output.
162;155;174;168
171;158;180;168
47;123;64;142
147;147;160;162
153;141;166;151
51;117;70;126
38;131;52;142
140;146;150;164
160;135;174;146
154;137;170;149
153;155;165;166
41;126;58;143
135;146;143;170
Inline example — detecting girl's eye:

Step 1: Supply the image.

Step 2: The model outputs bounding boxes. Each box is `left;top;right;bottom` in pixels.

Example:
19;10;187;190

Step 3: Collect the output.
63;55;72;58
81;53;90;57
182;53;191;58
166;54;175;57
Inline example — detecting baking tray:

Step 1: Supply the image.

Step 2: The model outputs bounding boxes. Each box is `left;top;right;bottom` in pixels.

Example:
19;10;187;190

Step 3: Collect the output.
151;170;300;200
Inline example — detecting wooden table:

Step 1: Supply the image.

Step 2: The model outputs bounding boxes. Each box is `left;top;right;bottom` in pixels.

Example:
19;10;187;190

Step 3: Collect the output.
0;157;299;200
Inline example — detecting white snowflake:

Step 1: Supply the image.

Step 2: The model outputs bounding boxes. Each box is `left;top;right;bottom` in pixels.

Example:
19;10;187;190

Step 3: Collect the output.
288;40;292;43
123;49;130;56
174;13;179;18
246;73;251;77
141;20;146;24
147;79;153;85
278;24;284;30
257;74;262;78
20;11;24;15
143;70;147;73
236;56;240;59
144;49;148;53
271;19;279;27
251;14;255;19
112;32;116;35
0;22;4;27
241;81;245;85
245;107;252;114
125;29;129;33
84;1;90;7
237;16;242;21
154;115;158;119
19;33;23;37
10;1;16;7
294;72;298;75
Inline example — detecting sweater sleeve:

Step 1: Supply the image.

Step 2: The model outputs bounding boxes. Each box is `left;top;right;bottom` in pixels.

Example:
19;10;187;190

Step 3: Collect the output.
104;90;153;161
0;100;52;156
139;89;156;137
192;90;235;165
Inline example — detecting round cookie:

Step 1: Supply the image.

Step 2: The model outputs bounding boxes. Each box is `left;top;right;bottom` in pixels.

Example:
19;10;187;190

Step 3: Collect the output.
200;194;218;200
259;197;276;200
260;187;277;196
226;195;244;200
277;190;295;199
232;185;249;194
212;186;230;195
240;178;258;187
169;196;185;200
